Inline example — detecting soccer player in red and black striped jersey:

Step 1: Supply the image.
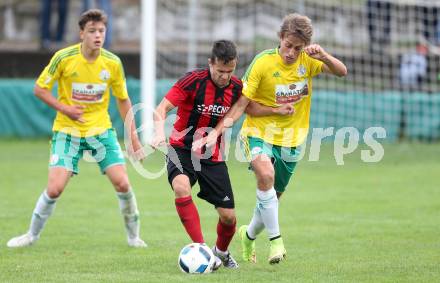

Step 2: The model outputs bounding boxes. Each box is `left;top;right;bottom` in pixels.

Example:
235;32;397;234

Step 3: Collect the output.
151;40;241;269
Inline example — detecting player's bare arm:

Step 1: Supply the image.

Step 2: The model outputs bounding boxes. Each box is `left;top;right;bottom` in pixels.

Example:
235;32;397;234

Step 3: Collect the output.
116;97;144;160
219;95;250;130
304;44;347;77
199;98;295;150
193;95;250;150
245;101;295;117
34;84;86;123
151;97;176;149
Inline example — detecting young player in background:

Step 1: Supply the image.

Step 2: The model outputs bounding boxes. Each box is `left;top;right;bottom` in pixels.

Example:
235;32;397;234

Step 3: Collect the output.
196;13;347;264
151;40;242;269
7;9;147;248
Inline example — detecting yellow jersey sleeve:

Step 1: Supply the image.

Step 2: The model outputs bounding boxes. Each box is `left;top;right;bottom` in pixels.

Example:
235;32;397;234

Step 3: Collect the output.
36;50;65;90
307;56;323;77
242;56;263;100
110;59;129;100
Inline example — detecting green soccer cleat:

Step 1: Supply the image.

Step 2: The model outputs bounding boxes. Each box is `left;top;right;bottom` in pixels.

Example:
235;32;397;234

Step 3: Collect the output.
268;237;286;264
238;225;256;263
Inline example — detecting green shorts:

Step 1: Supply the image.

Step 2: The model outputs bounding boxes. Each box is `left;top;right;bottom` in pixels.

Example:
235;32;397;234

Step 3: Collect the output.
49;129;125;174
243;136;300;193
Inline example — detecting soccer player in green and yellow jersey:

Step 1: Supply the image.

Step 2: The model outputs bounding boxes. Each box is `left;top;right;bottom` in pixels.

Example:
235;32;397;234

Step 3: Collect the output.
7;9;147;248
195;13;347;264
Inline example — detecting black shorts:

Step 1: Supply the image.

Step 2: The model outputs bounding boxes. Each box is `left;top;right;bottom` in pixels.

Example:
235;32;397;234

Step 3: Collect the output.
166;146;234;209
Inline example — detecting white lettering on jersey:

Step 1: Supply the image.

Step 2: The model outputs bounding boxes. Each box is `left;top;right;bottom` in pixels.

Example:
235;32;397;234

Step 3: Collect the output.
196;104;230;117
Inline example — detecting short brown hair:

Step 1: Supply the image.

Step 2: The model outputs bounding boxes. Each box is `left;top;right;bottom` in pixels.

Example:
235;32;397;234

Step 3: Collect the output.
278;13;313;45
78;9;107;30
210;40;238;64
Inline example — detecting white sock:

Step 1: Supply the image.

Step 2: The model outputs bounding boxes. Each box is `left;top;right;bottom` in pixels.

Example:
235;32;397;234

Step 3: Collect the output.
246;206;264;239
214;246;228;255
256;188;280;239
29;190;58;237
117;189;140;239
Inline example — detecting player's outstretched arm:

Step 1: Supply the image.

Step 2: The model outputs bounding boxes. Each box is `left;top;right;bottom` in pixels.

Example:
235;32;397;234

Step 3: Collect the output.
34;84;86;123
193;95;250;150
217;95;250;131
150;98;175;149
304;44;347;77
246;101;294;117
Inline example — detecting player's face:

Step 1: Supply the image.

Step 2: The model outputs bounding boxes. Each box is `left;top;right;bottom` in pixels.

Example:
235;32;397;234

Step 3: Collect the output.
80;21;106;51
209;58;237;88
279;34;306;65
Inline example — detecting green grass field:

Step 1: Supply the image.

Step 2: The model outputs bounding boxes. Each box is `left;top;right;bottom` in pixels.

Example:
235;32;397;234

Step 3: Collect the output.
0;139;439;282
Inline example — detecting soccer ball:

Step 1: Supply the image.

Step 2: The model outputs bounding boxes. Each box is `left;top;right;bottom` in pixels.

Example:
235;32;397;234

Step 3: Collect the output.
178;243;215;274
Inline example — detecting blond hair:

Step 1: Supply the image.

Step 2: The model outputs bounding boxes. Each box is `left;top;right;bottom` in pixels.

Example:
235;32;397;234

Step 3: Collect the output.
278;13;313;45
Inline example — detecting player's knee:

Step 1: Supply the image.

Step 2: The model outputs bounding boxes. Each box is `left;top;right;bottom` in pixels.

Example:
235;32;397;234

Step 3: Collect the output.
113;178;131;193
256;170;275;188
46;172;68;198
220;213;236;225
253;161;275;185
173;182;191;197
172;176;191;197
46;185;64;198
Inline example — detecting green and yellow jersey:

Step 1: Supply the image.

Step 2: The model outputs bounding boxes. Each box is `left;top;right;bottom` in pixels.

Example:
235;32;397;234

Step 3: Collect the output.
241;48;323;147
36;43;128;137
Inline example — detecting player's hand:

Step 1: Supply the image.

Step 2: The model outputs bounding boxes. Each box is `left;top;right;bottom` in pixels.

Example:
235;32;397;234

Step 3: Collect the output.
192;130;218;151
127;136;145;161
304;44;328;61
150;132;166;150
205;130;219;148
61;104;86;123
274;104;295;116
191;137;206;151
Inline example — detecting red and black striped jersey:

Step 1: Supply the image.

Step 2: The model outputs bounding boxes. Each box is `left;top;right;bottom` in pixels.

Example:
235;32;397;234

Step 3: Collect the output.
165;68;242;162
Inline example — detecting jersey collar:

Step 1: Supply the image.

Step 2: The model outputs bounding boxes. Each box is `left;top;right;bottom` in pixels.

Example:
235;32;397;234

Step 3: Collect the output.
79;43;101;64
